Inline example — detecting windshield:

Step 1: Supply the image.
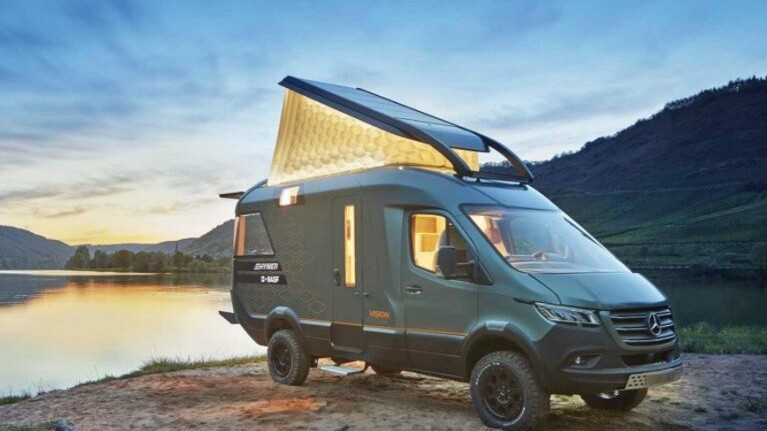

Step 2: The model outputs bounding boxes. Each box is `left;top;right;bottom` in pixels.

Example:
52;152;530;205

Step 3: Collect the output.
466;207;629;274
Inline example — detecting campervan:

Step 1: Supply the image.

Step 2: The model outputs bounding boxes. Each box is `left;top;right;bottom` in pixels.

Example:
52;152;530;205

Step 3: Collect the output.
220;76;682;430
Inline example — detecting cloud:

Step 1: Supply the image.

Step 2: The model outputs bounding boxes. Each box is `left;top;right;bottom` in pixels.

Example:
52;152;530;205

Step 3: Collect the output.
147;198;212;215
32;206;88;219
0;188;61;204
0;172;138;205
61;0;147;33
0;27;63;51
478;87;662;131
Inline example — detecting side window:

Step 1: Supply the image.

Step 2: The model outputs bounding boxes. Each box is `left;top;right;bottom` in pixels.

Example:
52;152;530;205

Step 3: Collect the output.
234;213;275;256
410;213;471;277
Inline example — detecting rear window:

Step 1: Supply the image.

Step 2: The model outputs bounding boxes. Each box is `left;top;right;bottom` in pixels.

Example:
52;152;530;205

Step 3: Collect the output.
234;213;274;256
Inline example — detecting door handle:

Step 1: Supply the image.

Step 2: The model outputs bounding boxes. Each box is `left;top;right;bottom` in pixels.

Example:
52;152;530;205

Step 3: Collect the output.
332;269;341;286
405;285;422;294
354;292;370;297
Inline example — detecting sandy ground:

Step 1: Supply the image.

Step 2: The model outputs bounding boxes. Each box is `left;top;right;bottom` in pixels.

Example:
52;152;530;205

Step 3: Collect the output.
1;354;765;431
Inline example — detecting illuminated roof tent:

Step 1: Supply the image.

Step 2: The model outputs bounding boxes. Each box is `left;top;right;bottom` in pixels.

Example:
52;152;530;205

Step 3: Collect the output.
266;76;533;186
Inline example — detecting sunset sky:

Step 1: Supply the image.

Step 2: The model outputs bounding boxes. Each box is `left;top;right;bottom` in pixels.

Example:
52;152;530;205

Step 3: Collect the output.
1;0;766;244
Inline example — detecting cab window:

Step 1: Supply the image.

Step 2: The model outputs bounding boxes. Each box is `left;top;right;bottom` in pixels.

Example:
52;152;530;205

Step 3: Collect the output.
410;213;471;278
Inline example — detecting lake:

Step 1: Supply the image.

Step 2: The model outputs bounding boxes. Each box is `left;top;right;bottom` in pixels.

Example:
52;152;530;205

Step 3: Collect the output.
0;271;262;397
0;270;765;396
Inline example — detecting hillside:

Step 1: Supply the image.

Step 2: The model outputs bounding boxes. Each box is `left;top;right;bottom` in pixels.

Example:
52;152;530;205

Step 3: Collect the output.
528;77;767;270
0;226;196;270
0;226;73;269
182;219;234;258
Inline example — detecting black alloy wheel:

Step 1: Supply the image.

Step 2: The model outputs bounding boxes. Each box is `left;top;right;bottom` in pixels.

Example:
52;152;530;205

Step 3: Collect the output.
270;338;292;377
267;329;311;386
478;364;525;421
470;351;549;431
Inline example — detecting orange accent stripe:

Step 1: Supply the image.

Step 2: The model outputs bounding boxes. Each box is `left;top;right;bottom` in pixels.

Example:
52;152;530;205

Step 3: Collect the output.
298;318;466;337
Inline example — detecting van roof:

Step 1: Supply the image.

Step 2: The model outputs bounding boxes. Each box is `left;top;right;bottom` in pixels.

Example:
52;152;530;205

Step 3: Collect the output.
237;166;556;215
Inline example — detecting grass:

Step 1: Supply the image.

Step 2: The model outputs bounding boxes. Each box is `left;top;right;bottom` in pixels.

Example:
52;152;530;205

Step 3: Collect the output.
76;355;265;388
679;323;767;354
0;423;57;431
123;355;265;377
0;392;30;406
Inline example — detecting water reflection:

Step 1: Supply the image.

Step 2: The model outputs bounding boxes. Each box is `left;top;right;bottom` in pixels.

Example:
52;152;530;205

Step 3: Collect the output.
646;272;767;326
0;271;260;396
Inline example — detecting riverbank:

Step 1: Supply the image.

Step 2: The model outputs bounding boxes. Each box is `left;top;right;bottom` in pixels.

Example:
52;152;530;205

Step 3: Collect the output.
1;354;765;431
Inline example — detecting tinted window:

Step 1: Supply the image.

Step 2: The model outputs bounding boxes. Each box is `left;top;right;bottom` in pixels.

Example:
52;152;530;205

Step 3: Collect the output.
410;213;471;277
467;207;629;274
234;213;274;256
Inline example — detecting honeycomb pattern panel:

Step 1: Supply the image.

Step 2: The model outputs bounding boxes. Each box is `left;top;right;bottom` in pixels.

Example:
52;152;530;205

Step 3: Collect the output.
268;90;479;186
239;206;328;317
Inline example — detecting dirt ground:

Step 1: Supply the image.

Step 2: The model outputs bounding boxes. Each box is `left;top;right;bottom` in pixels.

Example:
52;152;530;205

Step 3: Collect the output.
1;354;765;431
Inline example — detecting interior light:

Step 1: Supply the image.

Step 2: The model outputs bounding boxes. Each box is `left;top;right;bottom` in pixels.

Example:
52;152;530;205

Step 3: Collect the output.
279;186;300;206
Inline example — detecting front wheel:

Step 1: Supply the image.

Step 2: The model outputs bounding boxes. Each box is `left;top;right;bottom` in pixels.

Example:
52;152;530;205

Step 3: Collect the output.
267;329;311;386
581;389;647;411
470;351;549;431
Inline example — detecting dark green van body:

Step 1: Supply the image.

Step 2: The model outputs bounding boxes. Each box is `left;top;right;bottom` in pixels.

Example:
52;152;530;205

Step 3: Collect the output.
230;166;681;394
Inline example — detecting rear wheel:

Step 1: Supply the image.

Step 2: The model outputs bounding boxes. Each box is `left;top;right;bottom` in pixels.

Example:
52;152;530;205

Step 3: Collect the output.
470;351;549;431
267;329;310;386
370;364;401;376
581;389;647;411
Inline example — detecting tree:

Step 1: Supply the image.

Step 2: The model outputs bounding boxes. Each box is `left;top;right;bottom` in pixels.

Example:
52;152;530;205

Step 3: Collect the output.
132;252;151;272
149;252;166;272
91;250;110;269
65;246;90;269
113;250;134;271
172;250;184;268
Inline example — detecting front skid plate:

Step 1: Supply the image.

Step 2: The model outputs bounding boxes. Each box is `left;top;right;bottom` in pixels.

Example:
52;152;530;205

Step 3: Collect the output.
624;365;682;390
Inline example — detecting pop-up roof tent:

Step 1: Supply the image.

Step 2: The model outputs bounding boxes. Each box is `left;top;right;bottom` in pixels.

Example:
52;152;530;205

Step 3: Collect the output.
266;76;533;186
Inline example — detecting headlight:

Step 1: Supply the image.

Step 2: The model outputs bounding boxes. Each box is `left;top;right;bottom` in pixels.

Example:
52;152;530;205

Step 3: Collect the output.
534;302;600;326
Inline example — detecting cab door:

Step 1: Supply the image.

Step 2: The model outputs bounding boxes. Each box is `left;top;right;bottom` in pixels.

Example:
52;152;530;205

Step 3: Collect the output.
330;195;365;352
403;211;478;376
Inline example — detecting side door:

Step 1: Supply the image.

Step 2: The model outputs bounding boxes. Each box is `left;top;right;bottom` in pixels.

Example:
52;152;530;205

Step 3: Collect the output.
403;211;478;375
330;195;365;352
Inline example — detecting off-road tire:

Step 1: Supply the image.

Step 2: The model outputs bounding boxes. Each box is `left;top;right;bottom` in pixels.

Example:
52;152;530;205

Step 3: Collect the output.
581;389;647;411
370;364;401;376
267;329;311;386
470;351;549;431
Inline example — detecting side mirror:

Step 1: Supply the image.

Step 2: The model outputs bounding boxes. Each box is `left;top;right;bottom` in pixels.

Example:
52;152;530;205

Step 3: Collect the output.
436;246;458;279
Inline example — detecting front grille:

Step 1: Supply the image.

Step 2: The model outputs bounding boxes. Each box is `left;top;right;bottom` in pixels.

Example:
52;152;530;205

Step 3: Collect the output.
610;308;676;347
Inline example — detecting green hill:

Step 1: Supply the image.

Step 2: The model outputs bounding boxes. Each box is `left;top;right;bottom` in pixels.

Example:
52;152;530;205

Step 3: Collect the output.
528;77;767;271
182;220;234;258
0;225;73;269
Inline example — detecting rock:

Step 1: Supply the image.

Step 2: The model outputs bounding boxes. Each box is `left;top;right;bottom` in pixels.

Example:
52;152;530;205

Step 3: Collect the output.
55;419;76;431
333;425;350;431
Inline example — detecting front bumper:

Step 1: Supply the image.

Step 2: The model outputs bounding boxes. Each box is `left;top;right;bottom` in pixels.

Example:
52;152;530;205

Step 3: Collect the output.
623;366;683;390
531;322;682;394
